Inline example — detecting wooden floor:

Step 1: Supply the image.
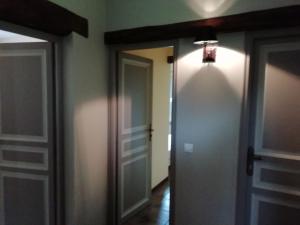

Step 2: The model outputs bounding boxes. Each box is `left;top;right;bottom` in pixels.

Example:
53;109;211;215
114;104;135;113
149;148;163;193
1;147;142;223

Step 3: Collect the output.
123;181;170;225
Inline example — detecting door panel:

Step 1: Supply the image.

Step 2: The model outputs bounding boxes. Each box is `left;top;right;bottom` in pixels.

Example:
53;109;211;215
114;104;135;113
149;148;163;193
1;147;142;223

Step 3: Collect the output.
1;172;49;225
123;64;148;131
251;195;300;225
0;42;54;225
123;155;148;211
118;53;153;222
248;39;300;225
254;46;300;156
0;48;48;142
253;162;300;196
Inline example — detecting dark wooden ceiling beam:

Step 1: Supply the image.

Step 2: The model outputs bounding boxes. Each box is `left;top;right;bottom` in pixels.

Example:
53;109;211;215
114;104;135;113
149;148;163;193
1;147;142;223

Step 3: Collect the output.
105;5;300;44
0;0;88;37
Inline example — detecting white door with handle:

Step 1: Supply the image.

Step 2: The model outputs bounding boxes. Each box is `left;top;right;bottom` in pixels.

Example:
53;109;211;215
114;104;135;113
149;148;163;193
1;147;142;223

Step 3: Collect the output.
247;37;300;225
117;53;153;222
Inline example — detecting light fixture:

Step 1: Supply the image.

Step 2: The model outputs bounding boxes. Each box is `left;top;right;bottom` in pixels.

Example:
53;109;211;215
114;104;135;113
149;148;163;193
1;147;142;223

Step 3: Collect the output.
194;27;218;63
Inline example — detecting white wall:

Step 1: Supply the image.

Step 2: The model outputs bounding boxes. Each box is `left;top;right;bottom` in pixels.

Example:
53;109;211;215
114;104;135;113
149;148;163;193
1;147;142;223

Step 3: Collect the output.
126;47;173;188
49;1;108;225
175;33;245;225
107;0;300;31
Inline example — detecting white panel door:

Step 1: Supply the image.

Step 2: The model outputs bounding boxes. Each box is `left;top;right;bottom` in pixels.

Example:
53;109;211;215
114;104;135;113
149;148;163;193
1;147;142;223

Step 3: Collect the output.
0;42;55;225
247;38;300;225
117;53;153;222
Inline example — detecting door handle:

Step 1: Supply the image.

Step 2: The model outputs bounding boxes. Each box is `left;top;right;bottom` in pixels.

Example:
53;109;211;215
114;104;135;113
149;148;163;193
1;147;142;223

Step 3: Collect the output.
247;146;262;176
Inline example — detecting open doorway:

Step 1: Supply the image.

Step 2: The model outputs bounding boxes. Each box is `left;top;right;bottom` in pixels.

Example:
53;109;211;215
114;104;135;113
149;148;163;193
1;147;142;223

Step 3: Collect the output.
110;45;175;225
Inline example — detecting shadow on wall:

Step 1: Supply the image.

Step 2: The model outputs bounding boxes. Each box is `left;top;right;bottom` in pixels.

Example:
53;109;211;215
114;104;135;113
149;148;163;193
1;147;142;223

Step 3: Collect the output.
176;47;243;155
175;38;245;225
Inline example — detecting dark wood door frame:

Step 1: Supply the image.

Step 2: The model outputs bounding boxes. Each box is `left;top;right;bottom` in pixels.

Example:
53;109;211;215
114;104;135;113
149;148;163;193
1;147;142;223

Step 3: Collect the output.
235;27;300;225
0;22;65;225
108;40;179;225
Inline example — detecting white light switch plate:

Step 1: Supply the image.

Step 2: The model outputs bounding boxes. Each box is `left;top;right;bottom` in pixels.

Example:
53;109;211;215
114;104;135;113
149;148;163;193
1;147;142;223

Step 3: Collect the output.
184;143;194;153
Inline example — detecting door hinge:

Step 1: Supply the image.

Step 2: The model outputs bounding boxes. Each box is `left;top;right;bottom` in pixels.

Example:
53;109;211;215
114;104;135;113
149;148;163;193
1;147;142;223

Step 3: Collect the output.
147;124;154;142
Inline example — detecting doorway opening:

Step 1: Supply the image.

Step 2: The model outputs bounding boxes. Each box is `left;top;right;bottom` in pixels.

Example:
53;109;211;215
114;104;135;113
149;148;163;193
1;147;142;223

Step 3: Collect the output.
110;45;175;225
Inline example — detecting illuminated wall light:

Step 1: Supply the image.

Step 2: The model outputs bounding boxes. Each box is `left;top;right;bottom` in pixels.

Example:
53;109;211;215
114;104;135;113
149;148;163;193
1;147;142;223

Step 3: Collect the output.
194;27;218;63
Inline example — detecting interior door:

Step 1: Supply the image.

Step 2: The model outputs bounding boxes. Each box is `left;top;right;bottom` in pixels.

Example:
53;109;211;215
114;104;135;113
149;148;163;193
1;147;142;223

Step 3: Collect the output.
0;42;55;225
247;37;300;225
117;53;153;222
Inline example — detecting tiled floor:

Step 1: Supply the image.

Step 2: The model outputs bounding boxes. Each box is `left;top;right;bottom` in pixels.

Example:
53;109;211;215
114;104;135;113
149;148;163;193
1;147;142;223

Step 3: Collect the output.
123;181;170;225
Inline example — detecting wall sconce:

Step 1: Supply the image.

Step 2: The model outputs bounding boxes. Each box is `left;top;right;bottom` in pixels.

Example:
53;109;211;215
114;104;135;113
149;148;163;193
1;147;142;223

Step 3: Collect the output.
194;27;218;63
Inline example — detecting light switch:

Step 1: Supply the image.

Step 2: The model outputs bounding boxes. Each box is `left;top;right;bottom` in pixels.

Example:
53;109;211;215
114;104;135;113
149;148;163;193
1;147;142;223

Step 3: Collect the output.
184;143;194;153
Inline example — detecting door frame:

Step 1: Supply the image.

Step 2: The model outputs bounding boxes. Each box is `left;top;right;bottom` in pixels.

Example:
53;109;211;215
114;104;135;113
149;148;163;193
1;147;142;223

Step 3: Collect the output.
0;20;65;225
235;27;300;225
108;40;179;225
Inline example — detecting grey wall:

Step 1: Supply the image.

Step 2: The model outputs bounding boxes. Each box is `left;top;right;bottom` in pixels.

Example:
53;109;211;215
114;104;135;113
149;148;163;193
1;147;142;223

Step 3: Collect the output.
107;0;300;31
174;33;246;225
49;1;108;225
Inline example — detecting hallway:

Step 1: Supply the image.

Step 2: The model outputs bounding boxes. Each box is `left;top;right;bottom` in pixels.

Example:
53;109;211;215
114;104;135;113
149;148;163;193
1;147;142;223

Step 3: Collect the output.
123;182;170;225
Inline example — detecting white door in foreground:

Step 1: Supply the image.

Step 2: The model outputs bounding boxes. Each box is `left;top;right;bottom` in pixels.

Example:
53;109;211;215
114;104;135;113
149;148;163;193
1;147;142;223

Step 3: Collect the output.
0;42;55;225
247;38;300;225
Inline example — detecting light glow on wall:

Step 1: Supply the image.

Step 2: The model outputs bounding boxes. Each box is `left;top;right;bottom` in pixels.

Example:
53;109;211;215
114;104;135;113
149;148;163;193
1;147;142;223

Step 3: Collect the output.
74;97;108;207
179;45;245;97
183;0;236;17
